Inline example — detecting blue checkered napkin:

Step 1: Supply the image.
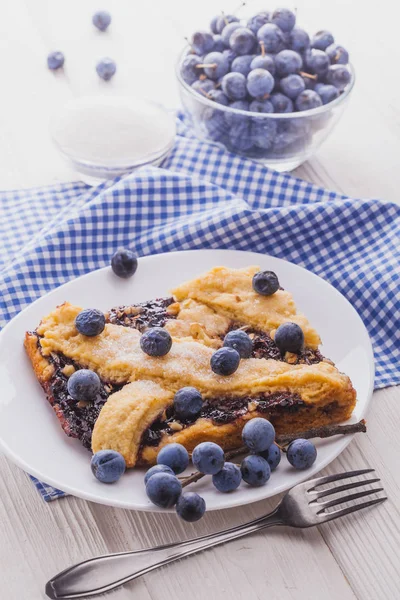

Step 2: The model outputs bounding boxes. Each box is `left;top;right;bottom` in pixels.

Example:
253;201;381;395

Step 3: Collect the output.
0;116;399;501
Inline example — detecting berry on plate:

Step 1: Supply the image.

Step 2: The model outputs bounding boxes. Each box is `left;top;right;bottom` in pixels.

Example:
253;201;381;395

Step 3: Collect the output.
242;418;275;453
146;472;182;508
192;442;225;475
258;442;281;471
157;443;189;474
176;492;206;522
252;270;280;295
211;347;241;376
174;387;203;420
140;327;172;357
111;249;138;278
223;330;253;358
75;308;105;337
274;322;304;354
287;439;317;469
241;454;271;487
212;462;242;492
144;464;175;485
91;450;126;483
67;369;101;401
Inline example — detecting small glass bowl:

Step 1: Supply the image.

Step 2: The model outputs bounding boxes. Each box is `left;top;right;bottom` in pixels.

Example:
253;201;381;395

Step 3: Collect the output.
176;49;355;172
51;97;176;185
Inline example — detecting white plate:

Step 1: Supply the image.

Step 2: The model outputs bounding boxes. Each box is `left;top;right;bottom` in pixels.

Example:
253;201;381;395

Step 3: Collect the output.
0;250;374;511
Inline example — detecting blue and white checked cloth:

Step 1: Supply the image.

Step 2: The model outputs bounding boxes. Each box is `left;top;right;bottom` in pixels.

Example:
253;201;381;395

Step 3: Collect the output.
0;116;399;501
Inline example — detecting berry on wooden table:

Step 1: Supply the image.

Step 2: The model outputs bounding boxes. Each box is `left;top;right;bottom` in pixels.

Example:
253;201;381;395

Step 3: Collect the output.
47;51;64;70
92;10;111;31
176;492;206;521
96;58;116;81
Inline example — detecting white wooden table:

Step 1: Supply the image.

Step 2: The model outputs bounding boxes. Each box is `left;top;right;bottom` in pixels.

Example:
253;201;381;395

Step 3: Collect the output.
1;1;399;599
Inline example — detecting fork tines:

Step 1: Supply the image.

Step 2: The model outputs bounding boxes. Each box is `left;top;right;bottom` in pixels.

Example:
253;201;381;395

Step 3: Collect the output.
307;469;387;522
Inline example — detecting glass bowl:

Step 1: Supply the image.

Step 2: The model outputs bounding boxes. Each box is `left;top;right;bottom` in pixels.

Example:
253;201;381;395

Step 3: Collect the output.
176;49;355;172
51;96;176;185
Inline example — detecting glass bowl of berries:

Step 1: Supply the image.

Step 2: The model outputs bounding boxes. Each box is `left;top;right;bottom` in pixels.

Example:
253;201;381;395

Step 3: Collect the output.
176;8;354;172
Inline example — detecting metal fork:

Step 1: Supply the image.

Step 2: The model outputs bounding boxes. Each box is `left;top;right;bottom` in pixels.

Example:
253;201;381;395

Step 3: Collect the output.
45;469;386;599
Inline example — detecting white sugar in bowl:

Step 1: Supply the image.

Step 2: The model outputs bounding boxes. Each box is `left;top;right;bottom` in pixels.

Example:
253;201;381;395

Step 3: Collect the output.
51;96;176;185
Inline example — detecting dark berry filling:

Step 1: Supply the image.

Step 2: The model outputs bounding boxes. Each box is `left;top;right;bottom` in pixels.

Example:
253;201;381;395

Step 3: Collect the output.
107;297;176;332
249;329;324;364
43;351;122;450
141;392;304;447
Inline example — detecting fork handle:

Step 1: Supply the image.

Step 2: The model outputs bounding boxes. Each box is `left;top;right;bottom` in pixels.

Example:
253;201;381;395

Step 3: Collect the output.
46;509;282;599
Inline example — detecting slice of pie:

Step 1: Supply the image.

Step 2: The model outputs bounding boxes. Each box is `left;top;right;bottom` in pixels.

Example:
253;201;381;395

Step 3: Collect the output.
24;267;356;468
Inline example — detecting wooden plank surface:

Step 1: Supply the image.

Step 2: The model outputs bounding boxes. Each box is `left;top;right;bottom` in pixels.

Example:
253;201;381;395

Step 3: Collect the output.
0;1;399;599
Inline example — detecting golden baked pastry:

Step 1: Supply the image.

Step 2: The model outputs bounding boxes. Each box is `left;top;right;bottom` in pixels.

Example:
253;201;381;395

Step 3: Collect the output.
25;265;356;468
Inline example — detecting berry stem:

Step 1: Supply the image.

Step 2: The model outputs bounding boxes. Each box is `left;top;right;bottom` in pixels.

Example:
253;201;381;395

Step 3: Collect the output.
300;71;318;80
233;1;246;14
181;420;367;488
196;63;218;68
259;40;266;57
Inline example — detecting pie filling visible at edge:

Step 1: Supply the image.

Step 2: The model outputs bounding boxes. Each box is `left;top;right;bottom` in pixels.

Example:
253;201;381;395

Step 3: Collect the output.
24;266;357;468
